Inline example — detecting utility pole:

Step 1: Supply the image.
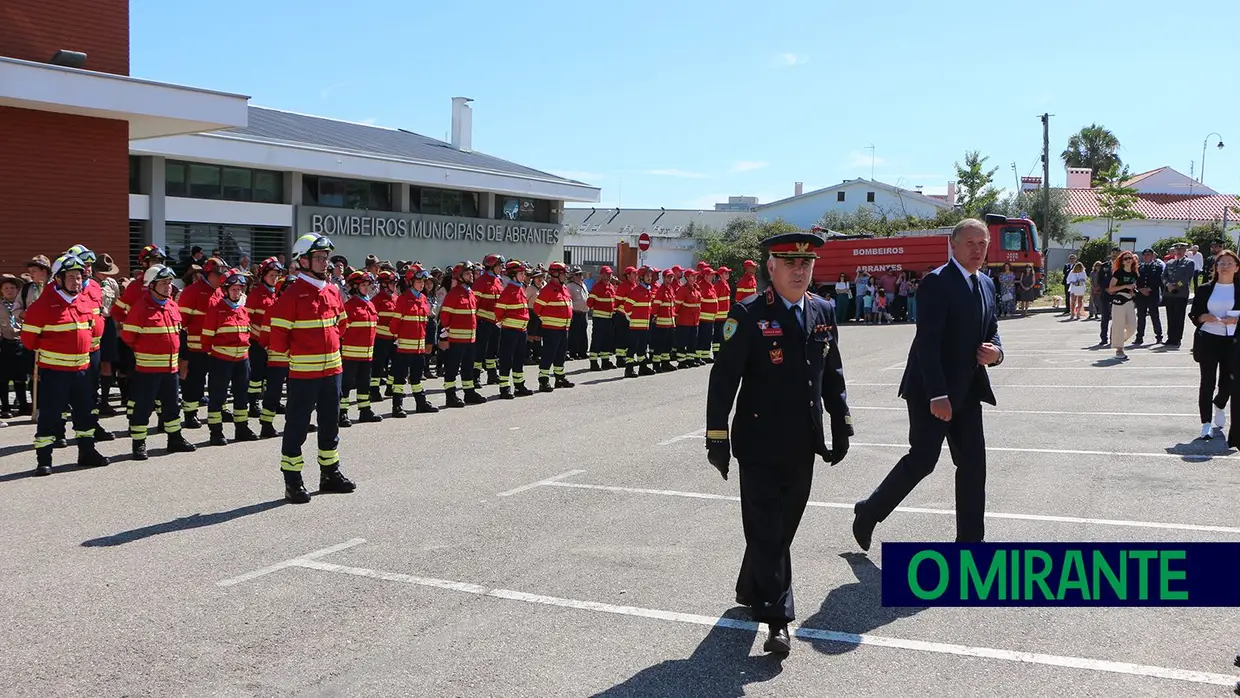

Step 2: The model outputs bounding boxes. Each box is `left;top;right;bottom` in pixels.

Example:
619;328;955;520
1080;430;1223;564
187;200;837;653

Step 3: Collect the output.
1011;162;1020;191
1040;113;1052;256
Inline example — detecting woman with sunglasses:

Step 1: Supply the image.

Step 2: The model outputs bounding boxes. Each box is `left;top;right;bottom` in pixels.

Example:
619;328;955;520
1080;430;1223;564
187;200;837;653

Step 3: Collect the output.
1106;251;1140;359
1191;249;1240;440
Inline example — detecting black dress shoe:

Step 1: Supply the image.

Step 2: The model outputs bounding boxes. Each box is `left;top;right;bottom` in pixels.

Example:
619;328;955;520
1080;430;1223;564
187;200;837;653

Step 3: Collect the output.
735;593;751;606
853;501;875;552
763;624;791;654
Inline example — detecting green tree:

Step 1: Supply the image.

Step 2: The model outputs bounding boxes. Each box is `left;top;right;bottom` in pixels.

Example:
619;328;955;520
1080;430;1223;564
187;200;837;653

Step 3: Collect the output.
1091;163;1145;242
1185;222;1230;251
1075;237;1113;271
693;217;799;273
1061;124;1122;185
1151;235;1189;258
953;150;1001;217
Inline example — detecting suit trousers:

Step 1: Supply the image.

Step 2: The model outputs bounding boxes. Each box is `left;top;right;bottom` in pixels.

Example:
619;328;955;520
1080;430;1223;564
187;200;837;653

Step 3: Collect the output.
736;455;814;624
498;328;528;387
862;397;987;542
1135;295;1163;341
280;373;341;472
589;316;614;359
1165;297;1189;344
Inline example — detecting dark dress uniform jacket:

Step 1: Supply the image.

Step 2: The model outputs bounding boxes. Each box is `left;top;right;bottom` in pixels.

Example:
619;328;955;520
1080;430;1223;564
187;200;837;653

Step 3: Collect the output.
707;287;852;463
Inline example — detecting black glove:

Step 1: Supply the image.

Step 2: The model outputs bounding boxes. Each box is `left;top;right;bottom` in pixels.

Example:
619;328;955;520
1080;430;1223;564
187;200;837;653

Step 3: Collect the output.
828;416;851;465
706;436;730;480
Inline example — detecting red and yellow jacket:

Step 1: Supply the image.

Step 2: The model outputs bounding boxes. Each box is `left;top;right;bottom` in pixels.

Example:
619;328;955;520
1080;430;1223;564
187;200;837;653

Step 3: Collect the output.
713;279;732;317
20;287;95;371
178;279;220;353
586;280;616;318
391;290;431;354
675;283;701;326
472;272;503;324
613;280;634;318
734;272;758;303
267;275;346;379
202;296;251;362
535;279;573;330
697;278;718;324
372;289;399;340
111;276;145;324
438;284;477;344
340;294;378;361
653;283;678;328
120;292;181;373
494;281;530;332
623;283;654;330
245;282;284;367
80;279;105;352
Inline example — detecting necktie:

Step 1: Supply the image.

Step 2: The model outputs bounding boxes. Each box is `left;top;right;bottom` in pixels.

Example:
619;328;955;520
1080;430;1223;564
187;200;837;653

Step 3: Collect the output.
970;273;983;314
792;304;804;332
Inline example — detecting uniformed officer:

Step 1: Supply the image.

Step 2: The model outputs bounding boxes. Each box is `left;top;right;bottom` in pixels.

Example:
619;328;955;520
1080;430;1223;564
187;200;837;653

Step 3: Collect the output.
704;230;853;654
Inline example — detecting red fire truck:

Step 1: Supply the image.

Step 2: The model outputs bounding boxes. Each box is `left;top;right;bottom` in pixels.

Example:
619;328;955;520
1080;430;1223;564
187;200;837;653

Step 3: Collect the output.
811;214;1044;287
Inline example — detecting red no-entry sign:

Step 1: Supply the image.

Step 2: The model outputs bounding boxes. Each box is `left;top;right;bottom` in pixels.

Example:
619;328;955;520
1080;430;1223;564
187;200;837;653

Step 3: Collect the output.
637;232;651;251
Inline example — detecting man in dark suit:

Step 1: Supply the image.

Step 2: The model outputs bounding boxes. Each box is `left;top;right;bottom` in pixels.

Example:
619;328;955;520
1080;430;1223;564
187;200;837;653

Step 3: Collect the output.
852;218;1004;547
705;230;853;654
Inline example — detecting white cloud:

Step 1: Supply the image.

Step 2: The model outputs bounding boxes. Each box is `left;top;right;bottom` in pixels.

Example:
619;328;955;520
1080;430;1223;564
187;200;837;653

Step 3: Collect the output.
731;160;769;173
550;170;606;183
848;150;886;168
776;53;810;67
645;168;709;179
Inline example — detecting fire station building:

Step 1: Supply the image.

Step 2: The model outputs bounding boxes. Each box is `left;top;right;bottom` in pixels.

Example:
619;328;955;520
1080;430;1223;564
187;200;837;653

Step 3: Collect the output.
0;0;600;276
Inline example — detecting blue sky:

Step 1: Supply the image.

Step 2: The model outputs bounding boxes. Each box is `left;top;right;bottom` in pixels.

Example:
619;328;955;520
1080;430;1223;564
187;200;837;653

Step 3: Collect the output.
132;0;1240;210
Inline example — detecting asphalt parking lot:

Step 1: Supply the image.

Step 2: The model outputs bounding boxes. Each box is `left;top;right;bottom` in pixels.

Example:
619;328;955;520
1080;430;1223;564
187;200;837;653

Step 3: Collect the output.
2;312;1239;697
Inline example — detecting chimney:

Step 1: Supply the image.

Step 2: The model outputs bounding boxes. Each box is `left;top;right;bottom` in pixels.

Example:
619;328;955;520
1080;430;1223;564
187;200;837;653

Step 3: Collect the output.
1066;167;1092;189
946;181;957;206
451;97;473;152
794;181;803;196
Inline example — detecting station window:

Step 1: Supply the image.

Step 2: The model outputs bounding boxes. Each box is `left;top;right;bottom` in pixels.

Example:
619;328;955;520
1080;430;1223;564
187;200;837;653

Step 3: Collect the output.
1000;226;1027;252
496;196;551;223
304;175;392;211
415;187;479;217
129;156;143;194
866;191;876;202
166;160;284;203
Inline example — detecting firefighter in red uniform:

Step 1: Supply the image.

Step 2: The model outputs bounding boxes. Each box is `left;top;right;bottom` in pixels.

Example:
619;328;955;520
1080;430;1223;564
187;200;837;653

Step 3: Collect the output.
472;254;505;385
121;264;198;459
533;261;575;391
438;262;484;408
370;269;400;404
586;265;617;371
652;267;679;372
339;270;383;426
623;266;656;378
64;244;115;443
613;266;637;368
202;268;258;446
21;254;109;475
112;244;168;414
494;260;535;398
246;257;285;438
267;233;355;504
734;260;759;303
676;268;703;368
389;267;439;417
696;262;718;363
712;266;732;355
177;256;226;429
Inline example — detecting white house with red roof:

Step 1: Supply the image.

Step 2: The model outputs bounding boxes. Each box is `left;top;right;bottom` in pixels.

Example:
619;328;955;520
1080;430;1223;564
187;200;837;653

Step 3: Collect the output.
1063;165;1238;252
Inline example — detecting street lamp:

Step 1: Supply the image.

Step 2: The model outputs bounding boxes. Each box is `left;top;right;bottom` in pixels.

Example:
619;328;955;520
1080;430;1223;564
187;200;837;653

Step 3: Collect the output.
1201;133;1224;184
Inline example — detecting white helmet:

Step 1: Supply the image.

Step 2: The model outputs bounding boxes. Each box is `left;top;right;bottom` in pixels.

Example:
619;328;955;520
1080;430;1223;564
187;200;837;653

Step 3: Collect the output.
144;264;176;285
291;233;334;262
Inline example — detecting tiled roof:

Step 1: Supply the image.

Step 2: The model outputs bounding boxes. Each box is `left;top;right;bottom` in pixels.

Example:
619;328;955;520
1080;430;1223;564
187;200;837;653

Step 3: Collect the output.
1121;167;1166;187
563;207;755;237
218;106;585;184
756;178;953;210
1064;188;1240;221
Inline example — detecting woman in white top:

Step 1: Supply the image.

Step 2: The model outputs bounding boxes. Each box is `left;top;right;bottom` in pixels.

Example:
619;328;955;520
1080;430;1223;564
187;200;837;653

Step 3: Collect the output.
1065;261;1088;320
1189;249;1240;440
833;273;851;323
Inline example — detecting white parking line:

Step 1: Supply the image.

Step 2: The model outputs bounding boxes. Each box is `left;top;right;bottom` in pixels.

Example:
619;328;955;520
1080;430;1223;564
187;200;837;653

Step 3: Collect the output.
881;365;1195;371
279;550;1234;688
498;469;588;497
849;406;1197;418
657;428;706;446
849;382;1198;389
540;480;1240;534
215;537;367;587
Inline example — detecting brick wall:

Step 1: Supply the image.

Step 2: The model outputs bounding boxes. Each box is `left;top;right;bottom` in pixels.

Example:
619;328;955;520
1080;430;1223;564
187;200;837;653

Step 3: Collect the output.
0;107;130;276
0;0;128;75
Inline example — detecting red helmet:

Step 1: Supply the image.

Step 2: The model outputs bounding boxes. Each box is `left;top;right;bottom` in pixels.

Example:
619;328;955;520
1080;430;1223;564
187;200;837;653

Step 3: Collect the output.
504;260;525;275
202;257;227;276
138;245;166;265
483;254;505;268
259;257;284;276
661;267;674;276
683;268;697;277
548;261;568;274
405;266;431;284
743;259;757;269
347;270;375;287
600;265;613;275
453;262;475;281
623;266;637;276
221;268;247;288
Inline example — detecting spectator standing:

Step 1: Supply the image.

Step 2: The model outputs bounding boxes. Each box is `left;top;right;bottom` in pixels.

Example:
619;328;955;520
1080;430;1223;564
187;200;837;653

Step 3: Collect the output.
1060;254;1078;316
1188;244;1204;290
1190;249;1240;440
1065;262;1088;319
1016;264;1035;317
1163;242;1196;347
833;273;851;323
1106;251;1139;359
1134;248;1164;344
997;263;1016;317
853;269;870;322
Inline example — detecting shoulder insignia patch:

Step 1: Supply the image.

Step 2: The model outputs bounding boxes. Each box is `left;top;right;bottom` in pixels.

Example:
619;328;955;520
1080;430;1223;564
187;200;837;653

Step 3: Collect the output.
722;318;738;341
764;288;775;304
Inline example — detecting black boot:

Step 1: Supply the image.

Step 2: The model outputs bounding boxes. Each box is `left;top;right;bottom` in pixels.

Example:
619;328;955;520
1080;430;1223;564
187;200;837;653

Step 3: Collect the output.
183;412;202;429
320;466;356;494
234;421;259;442
338;409;352;428
464;389;487;405
415;394;439;414
498;386;514;400
639;362;656;376
538;377;554;393
600;359;615;370
167;431;197;453
555;374;575;388
358;407;382;423
625;366;639;378
663;361;677;372
284;470;310;504
589;360;600;372
93;425;115;442
487;368;500;385
444;388;465;409
132;439;148;461
34;447;52;476
391;396;408;418
259;422;279;439
209;423;228;447
369;389;382;405
514;382;535;397
76;440;109;468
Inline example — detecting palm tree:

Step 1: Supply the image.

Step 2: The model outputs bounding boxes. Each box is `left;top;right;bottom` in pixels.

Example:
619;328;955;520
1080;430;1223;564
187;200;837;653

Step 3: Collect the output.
1061;125;1122;186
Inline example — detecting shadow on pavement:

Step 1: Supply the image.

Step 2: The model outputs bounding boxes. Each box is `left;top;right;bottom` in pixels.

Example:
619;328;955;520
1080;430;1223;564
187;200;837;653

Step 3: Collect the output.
1165;439;1236;462
80;498;288;547
801;552;927;656
590;608;782;698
